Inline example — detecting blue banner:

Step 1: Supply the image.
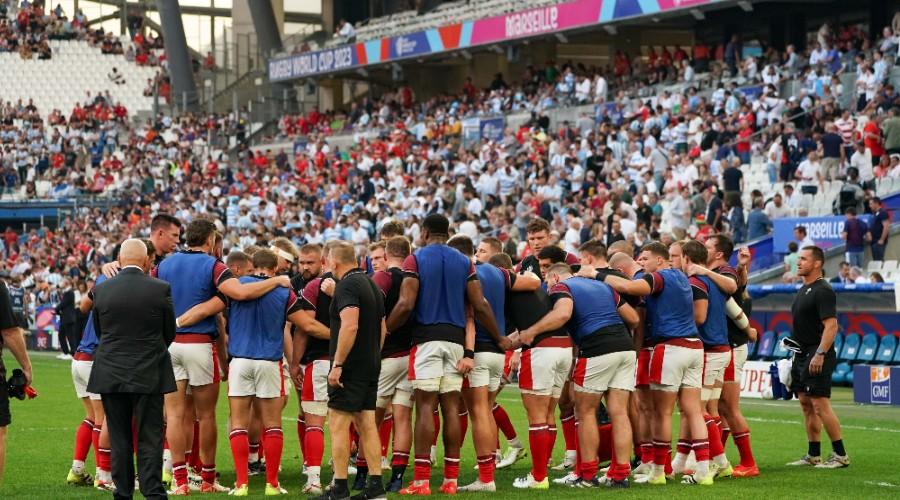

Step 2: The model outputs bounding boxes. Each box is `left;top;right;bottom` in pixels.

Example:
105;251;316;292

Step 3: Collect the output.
389;32;430;59
269;45;358;81
772;215;873;253
853;365;899;405
479;117;505;142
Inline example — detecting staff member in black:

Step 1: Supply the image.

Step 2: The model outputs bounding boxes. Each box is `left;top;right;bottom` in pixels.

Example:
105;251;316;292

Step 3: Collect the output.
788;246;848;469
320;241;386;500
87;239;177;499
56;278;78;357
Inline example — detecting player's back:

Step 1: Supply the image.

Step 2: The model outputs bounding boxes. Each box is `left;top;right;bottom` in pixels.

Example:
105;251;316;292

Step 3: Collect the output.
411;244;471;329
228;275;290;361
645;268;697;340
157;250;218;334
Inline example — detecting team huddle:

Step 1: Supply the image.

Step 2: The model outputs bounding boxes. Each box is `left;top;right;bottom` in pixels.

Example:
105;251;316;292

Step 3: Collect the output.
66;212;775;496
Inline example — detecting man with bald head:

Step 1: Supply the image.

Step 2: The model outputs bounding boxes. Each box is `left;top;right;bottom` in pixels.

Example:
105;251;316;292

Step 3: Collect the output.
88;239;177;500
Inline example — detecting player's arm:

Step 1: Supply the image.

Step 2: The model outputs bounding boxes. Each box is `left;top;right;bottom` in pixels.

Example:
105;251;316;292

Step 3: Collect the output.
690;277;709;325
509;270;541;292
218;274;291;301
287;309;330;340
465;304;476;351
687;265;738;295
283;323;293;366
215;314;228;379
100;260;121;278
810;317;838;375
617;301;640;332
632;308;646;351
291;329;308;369
381;317;387;349
519;296;573;345
467;279;503;348
1;327;31;385
176;296;226;328
604;274;652;296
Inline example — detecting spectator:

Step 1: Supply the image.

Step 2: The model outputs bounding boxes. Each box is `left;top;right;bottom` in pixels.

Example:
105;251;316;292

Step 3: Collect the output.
830;261;852;285
747;197;773;240
835;167;865;214
849;142;874;191
819;123;844;181
868;197;891;261
107;67;125;86
727;198;747;243
849;266;868;283
881;107;900;156
722;158;744;208
841;207;869;268
794;225;816;249
869;272;885;283
795;151;823;195
783;241;800;283
765;193;792;219
335;19;355;41
669;186;691;240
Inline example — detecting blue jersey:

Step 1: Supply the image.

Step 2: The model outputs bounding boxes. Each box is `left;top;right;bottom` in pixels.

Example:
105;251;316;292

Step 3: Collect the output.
228;275;301;361
77;274;107;354
156;250;232;337
402;244;475;345
474;263;511;350
643;268;698;341
690;275;730;348
549;277;623;343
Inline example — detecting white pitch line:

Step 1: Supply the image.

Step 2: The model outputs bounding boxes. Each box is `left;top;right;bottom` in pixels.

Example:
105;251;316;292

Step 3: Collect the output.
864;481;900;488
744;416;900;433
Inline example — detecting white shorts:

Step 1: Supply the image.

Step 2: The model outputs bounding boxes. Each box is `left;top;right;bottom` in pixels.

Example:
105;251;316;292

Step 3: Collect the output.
409;341;464;394
649;340;703;392
573;351;636;394
723;344;748;384
228;358;285;399
301;359;330;416
466;351;505;392
518;345;573;398
377;355;413;409
702;350;732;401
169;341;219;386
71;359;100;400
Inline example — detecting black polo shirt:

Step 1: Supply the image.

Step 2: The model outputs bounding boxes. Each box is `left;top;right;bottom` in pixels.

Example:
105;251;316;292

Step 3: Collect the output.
791;278;837;349
329;269;385;379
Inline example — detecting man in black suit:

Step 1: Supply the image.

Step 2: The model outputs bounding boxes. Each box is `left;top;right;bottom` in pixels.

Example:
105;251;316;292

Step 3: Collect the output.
55;278;77;358
88;239;177;499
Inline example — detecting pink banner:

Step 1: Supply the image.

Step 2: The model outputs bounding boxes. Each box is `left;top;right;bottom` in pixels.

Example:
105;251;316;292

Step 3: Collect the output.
469;0;603;46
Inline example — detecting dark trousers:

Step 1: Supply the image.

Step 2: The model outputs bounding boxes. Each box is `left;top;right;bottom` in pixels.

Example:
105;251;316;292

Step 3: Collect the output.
58;322;76;355
101;393;167;500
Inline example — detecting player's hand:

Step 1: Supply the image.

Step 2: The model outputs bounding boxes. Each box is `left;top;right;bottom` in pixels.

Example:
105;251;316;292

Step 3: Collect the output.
101;261;121;278
328;365;343;388
498;336;514;351
507;332;520;346
290;363;304;388
22;366;32;386
576;264;596;278
737;247;752;267
456;357;474;375
274;275;291;288
321;278;336;297
746;327;758;342
808;353;824;375
508;351;521;373
519;328;535;346
220;364;229;381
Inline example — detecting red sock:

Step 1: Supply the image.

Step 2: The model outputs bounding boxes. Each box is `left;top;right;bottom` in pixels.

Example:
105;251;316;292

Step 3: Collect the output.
581;459;598;481
432;411;440;446
476;454;495;483
653;441;669;468
458;412;469;442
297;416;307;459
721;426;731;445
444;454;460;480
304;426;325;467
173;461;188;487
664;450;673;475
258;437;266;461
392;450;410;467
640;442;653;464
191;421;201;470
91;425;101;465
74;418;94;461
97;447;111;473
357;456;368;468
184;451;193;474
528;425;548;482
201;463;216;484
676;440;691;455
264;427;283;487
413;454;431;481
380;415;393;458
693;440;710;463
733;431;756;467
610;461;631;481
574;435;582;477
705;415;725;459
546;425;558;461
229;429;250;487
598;424;613;463
561;414;577;453
633;444;641;461
492;404;517;441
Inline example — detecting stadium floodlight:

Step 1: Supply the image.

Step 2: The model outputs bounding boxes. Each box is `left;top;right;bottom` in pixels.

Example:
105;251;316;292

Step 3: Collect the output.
461;50;472;60
555;33;568;44
738;1;753;12
690;8;704;20
604;25;617;35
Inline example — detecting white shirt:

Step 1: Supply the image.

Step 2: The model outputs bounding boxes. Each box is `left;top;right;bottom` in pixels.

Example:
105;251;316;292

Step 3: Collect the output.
594;77;608;102
765;201;792;219
796;160;821;187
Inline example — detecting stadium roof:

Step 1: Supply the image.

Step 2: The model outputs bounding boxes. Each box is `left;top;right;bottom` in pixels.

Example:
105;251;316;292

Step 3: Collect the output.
268;0;752;82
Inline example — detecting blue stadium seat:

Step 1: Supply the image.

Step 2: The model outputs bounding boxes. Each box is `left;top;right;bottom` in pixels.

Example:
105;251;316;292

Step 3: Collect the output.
771;331;792;359
877;335;898;364
755;331;776;360
833;362;852;384
832;332;844;358
893;338;900;365
857;334;879;364
746;341;757;359
838;333;861;362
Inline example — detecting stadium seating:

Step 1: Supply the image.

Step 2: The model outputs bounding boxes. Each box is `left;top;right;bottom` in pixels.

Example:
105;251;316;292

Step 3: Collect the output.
893;340;900;365
755;331;776;359
876;334;897;365
0;39;157;117
846;333;881;384
746;340;757;359
771;331;792;359
833;333;861;384
833;332;844;359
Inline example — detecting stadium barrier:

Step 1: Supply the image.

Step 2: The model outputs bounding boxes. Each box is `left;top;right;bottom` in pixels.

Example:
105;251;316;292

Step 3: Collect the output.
852;365;899;406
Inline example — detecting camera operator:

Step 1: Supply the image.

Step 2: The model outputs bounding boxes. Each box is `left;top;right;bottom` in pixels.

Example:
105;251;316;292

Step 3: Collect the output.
0;277;33;482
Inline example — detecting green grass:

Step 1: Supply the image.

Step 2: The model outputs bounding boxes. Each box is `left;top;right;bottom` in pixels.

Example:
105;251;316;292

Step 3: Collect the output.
2;351;900;498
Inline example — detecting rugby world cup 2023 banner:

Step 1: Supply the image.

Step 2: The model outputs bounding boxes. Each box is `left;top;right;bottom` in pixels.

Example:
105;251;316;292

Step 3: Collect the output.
270;0;724;81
